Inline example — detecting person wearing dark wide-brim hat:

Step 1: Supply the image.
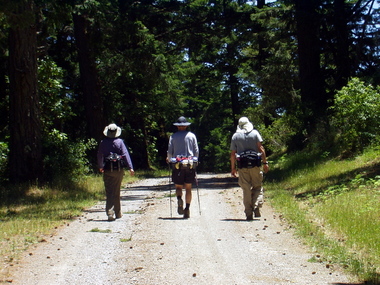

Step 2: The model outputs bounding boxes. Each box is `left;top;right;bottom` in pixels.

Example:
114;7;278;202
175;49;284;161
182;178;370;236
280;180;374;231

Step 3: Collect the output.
97;123;134;221
167;116;199;219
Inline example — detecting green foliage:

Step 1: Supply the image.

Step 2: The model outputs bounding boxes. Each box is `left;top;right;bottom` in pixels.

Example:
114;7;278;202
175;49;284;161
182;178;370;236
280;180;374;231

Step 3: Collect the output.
42;129;97;185
243;103;304;154
89;228;112;233
266;147;380;282
330;78;380;154
0;141;8;184
38;57;75;132
203;127;231;172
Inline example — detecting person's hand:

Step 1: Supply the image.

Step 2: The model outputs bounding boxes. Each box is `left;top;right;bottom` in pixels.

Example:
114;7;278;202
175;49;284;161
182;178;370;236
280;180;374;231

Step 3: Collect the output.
130;169;135;176
231;169;238;177
99;168;104;173
263;164;269;173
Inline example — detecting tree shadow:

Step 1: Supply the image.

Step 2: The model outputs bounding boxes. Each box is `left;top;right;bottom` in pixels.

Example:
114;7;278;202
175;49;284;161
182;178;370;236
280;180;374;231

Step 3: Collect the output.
221;218;260;222
158;217;188;220
196;175;238;190
294;163;380;199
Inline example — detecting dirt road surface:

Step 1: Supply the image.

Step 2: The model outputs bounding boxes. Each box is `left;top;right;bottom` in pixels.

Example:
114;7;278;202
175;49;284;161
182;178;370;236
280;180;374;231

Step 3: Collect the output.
6;173;359;285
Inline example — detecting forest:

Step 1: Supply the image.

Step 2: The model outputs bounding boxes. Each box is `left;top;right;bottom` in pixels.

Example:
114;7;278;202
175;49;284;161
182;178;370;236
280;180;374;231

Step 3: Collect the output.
1;0;380;185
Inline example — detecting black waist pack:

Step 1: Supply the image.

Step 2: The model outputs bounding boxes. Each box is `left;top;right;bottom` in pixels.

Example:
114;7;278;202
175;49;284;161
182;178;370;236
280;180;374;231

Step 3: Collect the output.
104;153;125;171
237;150;261;168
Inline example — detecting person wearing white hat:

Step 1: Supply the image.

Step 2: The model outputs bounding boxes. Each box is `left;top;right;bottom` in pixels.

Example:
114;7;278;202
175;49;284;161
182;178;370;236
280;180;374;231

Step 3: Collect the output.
230;117;269;220
97;123;134;221
167;116;199;219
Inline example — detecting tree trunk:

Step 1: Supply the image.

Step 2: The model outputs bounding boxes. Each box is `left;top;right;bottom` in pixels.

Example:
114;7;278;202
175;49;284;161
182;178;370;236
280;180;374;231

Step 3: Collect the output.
294;0;326;130
8;0;43;183
73;13;106;142
333;0;350;90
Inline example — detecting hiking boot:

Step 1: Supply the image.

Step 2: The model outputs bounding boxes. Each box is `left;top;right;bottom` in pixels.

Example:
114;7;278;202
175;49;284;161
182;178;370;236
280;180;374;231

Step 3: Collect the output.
184;209;190;219
177;198;184;215
246;214;253;221
116;213;122;219
108;215;115;221
254;208;261;218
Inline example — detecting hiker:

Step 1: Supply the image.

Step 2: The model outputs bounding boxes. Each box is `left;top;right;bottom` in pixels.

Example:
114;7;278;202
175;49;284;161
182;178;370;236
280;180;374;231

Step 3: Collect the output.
230;117;269;220
97;123;134;221
167;116;199;219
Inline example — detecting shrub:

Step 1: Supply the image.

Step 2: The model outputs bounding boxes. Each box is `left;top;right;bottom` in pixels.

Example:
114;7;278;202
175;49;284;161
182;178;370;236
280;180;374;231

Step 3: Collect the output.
0;142;9;184
42;129;97;186
329;78;380;154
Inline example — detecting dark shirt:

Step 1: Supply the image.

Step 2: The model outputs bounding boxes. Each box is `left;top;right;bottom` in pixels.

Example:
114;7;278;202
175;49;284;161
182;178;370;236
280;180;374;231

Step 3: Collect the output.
97;137;133;169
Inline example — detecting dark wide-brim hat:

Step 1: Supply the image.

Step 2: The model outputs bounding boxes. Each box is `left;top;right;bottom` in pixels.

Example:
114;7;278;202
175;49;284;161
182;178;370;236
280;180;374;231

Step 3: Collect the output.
103;123;122;138
173;116;191;126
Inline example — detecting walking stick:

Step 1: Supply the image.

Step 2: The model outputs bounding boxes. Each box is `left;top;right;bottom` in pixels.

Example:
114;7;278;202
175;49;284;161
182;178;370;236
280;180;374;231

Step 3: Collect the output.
168;163;172;217
195;172;201;215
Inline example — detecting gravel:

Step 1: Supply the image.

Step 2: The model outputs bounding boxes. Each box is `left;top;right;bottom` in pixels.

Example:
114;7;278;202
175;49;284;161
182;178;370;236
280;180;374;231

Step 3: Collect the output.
6;173;359;285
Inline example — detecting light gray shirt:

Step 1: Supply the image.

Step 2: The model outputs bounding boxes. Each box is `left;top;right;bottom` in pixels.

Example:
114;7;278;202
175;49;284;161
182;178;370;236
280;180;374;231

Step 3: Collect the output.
230;129;263;154
167;131;199;159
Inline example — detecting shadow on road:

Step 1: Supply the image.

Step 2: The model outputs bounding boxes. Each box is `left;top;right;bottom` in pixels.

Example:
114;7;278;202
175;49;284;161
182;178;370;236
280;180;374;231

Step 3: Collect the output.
221;218;260;222
158;217;188;220
196;175;237;190
120;194;147;201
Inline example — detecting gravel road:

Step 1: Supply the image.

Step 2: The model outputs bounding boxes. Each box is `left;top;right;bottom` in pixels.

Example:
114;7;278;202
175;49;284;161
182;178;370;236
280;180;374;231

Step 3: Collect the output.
7;173;359;285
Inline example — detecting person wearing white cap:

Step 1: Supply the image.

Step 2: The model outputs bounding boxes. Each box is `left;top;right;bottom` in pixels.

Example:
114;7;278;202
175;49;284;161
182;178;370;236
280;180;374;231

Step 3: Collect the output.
230;117;269;220
97;123;134;221
167;116;199;219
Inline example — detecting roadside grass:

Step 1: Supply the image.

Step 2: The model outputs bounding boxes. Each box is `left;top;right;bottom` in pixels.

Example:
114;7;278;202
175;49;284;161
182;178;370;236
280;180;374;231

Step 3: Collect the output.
265;147;380;283
0;169;165;279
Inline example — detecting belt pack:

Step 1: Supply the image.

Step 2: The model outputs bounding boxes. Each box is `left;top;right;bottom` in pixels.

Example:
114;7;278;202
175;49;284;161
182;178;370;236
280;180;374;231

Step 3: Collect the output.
237;150;261;168
104;153;125;171
170;156;198;170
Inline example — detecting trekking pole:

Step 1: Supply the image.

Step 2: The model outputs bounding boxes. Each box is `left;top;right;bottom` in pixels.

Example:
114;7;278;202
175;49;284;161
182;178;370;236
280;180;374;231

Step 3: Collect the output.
168;163;172;217
195;172;201;215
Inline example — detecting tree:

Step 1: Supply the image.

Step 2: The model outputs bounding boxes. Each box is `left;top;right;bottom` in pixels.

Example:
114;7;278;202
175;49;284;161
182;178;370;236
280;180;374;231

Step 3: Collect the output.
7;0;43;182
72;9;106;142
294;0;326;130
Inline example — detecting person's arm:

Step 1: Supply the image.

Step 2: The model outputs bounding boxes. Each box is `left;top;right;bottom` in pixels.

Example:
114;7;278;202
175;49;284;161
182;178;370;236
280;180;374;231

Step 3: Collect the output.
120;140;135;175
230;150;238;177
97;142;105;173
193;135;199;158
167;136;173;162
258;141;269;173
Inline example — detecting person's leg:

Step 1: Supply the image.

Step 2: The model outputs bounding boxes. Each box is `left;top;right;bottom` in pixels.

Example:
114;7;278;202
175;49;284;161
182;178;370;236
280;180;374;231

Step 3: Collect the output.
113;170;124;218
175;184;184;215
182;183;192;218
103;171;118;221
251;168;264;217
238;168;254;219
172;168;185;215
182;168;196;218
184;183;192;205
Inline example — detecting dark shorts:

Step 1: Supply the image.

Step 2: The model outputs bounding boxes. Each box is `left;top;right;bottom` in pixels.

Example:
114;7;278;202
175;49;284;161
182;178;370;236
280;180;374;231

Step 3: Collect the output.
172;167;196;185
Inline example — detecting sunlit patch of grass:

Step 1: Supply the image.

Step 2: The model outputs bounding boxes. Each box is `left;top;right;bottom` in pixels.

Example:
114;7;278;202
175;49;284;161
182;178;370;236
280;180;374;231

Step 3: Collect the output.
314;186;380;276
0;175;105;278
89;228;112;233
120;235;132;242
0;170;170;280
266;146;380;283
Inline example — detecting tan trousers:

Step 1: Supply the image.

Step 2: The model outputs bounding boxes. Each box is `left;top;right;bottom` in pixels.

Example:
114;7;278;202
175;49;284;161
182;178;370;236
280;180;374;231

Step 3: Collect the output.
238;167;264;217
103;170;124;217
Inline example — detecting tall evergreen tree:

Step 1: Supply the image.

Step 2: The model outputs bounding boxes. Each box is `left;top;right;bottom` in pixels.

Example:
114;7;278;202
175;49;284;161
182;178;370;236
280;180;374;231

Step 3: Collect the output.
6;0;43;182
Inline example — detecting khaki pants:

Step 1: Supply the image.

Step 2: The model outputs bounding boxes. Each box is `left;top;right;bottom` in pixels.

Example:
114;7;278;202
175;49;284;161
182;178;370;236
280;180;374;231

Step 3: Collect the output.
103;170;124;217
238;167;264;217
